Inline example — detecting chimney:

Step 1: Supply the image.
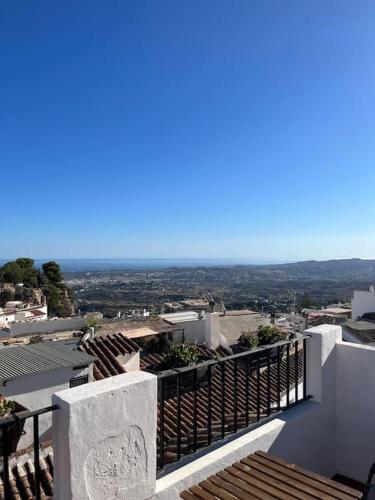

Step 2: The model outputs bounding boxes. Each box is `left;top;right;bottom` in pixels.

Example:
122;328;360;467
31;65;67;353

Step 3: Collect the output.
204;312;220;349
370;285;375;293
271;312;275;325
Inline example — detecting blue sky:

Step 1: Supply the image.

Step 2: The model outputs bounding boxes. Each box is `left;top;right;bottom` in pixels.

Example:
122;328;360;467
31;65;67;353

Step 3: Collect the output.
1;1;375;260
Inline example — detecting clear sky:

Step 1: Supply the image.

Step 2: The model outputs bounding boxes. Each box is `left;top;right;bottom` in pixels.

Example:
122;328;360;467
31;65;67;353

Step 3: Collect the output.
1;1;375;260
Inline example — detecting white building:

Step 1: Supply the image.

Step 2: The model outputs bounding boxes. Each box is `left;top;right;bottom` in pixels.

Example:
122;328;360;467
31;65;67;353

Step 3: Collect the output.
0;302;48;326
351;285;375;320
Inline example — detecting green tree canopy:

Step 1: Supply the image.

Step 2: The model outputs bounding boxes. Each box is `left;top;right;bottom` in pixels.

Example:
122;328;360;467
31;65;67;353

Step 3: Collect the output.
42;261;63;284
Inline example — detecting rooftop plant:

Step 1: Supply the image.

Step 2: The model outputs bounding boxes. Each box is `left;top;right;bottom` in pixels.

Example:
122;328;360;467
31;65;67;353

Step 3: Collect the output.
257;325;285;346
163;343;203;369
0;395;16;419
237;330;259;350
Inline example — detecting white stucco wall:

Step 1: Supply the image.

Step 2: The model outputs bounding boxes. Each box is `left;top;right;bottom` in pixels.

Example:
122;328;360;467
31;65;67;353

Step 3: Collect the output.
336;341;375;482
352;290;375;320
9;317;86;336
53;371;157;500
177;320;206;344
3;364;92;450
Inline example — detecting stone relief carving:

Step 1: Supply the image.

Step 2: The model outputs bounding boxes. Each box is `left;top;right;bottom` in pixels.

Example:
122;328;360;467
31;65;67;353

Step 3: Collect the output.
84;425;147;499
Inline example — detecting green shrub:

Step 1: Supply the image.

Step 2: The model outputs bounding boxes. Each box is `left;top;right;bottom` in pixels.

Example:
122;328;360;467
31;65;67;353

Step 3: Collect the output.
163;343;203;368
238;330;259;349
0;395;16;418
257;325;285;346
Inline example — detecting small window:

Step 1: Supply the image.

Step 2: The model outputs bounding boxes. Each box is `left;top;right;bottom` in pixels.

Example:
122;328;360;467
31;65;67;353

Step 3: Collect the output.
69;375;89;388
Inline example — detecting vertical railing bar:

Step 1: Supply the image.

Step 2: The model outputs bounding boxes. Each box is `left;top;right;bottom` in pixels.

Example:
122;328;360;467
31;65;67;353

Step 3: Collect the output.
176;373;181;461
2;424;10;500
303;337;307;400
245;353;250;427
193;368;198;452
267;348;271;416
256;350;261;421
207;365;212;446
221;361;226;439
286;343;290;408
234;359;238;433
33;414;41;500
159;378;165;470
277;345;281;411
295;340;299;403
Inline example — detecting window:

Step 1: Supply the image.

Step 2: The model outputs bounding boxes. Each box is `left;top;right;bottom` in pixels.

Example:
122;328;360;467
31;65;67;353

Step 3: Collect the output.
69;375;89;388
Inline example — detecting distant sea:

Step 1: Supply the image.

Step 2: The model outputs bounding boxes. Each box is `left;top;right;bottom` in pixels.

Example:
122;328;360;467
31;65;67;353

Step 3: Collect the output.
0;258;292;273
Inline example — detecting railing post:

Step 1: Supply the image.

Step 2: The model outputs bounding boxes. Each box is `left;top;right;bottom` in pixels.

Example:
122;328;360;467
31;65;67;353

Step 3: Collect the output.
33;415;41;500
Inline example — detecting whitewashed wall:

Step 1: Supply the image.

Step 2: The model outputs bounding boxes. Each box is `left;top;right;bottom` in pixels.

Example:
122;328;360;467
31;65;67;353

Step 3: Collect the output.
336;342;375;482
3;364;92;450
351;290;375;320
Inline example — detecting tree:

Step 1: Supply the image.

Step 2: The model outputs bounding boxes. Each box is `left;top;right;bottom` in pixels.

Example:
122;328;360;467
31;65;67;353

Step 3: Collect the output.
301;293;313;309
2;261;24;284
42;261;63;284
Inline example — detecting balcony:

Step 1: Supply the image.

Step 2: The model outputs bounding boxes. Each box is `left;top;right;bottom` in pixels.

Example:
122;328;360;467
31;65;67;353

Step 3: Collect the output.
1;324;375;499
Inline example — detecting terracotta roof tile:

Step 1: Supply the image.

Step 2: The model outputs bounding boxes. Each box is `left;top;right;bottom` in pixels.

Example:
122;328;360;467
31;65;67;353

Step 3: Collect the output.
78;333;140;380
0;449;54;500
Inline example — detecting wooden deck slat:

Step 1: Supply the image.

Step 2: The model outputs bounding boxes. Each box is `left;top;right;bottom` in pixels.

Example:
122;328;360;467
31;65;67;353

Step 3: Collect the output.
232;462;315;500
209;474;264;500
181;451;363;500
249;454;359;500
227;464;304;500
199;479;238;500
216;470;275;500
189;485;217;500
255;451;362;498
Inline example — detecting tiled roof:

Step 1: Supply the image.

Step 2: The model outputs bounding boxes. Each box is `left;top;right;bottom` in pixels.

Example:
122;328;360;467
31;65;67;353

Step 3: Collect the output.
0;448;54;500
79;333;140;380
181;451;362;499
157;345;304;468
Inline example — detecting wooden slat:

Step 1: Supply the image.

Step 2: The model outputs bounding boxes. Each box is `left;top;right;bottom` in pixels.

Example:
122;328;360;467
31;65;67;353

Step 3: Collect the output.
250;453;360;500
198;479;238;500
232;462;314;500
181;451;363;500
190;485;217;500
226;464;303;500
255;451;362;498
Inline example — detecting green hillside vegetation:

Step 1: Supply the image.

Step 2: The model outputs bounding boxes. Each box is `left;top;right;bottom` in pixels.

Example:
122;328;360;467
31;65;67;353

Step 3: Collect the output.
0;258;74;317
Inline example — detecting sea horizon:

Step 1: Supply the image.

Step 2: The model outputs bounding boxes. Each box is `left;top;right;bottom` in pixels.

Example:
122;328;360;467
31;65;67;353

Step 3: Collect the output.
0;257;295;272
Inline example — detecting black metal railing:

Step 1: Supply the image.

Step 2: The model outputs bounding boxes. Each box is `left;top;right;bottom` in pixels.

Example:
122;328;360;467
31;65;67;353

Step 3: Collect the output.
0;405;58;500
157;336;310;473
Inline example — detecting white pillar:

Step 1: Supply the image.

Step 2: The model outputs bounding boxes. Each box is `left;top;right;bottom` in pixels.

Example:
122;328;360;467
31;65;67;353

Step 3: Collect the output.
204;312;220;349
305;324;342;403
52;372;157;500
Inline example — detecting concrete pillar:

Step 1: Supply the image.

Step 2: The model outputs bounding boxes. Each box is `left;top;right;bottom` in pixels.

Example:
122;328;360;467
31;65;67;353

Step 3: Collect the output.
52;372;157;500
204;312;220;349
305;324;342;403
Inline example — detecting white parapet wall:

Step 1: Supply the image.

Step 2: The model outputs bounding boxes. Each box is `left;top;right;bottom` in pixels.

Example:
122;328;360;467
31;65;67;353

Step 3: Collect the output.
336;341;375;482
53;371;157;500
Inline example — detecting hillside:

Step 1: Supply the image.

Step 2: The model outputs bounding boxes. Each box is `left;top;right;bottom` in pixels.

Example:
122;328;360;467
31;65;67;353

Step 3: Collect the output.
0;258;75;317
65;258;375;317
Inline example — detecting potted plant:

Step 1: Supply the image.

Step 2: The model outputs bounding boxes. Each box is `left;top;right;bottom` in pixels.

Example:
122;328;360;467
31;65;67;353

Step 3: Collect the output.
231;330;260;369
257;325;286;347
234;330;259;352
0;395;27;457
